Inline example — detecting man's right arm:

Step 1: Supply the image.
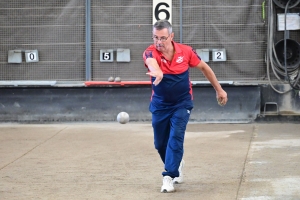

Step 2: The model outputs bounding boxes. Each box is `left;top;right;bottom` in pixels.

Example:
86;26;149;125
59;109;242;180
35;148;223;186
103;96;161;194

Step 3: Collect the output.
145;58;163;86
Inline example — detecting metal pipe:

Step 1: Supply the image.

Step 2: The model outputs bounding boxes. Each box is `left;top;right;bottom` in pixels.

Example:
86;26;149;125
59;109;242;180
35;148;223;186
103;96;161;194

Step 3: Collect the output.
85;0;91;81
180;0;183;43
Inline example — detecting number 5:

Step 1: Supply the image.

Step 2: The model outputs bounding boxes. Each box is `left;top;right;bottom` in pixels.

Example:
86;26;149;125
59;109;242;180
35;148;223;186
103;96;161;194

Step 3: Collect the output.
103;52;110;60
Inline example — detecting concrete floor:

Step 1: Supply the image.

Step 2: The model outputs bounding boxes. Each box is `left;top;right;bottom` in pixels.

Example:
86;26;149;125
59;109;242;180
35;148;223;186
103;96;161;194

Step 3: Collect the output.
0;122;299;200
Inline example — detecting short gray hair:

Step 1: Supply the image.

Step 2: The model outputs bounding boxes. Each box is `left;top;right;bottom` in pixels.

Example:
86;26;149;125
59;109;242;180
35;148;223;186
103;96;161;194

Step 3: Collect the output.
153;20;172;34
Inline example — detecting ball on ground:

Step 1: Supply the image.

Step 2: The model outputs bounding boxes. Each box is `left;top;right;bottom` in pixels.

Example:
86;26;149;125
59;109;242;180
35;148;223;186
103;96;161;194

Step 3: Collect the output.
117;112;129;124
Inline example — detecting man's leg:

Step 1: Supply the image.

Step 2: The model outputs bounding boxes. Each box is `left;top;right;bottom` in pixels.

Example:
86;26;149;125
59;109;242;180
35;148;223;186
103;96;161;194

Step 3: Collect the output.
152;111;177;193
162;107;191;178
152;111;171;163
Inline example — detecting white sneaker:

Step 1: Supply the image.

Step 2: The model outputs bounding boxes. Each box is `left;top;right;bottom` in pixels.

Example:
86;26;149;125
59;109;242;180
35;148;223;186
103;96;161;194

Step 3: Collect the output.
161;176;175;193
173;160;185;184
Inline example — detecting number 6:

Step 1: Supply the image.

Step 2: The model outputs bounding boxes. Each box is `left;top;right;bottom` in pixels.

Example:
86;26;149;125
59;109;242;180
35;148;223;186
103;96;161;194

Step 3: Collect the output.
153;0;172;24
155;3;170;21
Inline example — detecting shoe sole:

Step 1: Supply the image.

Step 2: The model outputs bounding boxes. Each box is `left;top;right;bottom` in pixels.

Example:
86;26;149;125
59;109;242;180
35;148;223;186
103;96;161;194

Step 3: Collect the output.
161;189;175;193
173;177;183;184
173;180;182;184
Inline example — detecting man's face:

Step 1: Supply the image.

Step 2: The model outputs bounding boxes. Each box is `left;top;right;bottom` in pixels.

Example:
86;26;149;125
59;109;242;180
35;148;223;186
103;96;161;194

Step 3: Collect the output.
152;28;173;52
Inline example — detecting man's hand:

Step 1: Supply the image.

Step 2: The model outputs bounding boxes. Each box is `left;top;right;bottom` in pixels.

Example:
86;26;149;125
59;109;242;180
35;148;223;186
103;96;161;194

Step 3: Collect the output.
145;58;164;86
146;71;163;86
216;90;228;106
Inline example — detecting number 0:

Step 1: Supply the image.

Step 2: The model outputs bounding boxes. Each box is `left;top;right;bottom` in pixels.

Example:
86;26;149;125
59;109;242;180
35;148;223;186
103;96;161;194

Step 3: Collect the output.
29;53;35;60
27;52;37;61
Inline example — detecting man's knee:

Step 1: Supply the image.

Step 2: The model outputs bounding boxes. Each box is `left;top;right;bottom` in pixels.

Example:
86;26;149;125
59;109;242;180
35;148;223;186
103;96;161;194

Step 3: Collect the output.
168;136;183;152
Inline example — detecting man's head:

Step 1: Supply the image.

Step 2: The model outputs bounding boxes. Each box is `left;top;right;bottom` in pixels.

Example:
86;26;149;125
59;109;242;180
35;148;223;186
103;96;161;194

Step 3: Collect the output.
152;20;174;52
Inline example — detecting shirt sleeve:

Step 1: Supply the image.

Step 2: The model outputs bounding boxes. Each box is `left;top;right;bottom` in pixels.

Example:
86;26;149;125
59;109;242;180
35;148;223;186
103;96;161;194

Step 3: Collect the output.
143;46;159;69
189;48;202;67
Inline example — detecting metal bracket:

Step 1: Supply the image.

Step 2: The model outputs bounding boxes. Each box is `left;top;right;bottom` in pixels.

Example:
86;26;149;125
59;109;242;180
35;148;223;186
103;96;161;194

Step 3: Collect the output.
263;102;279;116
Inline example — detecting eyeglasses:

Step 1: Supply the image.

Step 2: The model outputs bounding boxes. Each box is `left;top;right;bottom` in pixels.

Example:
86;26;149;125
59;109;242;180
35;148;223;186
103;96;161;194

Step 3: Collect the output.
152;35;170;42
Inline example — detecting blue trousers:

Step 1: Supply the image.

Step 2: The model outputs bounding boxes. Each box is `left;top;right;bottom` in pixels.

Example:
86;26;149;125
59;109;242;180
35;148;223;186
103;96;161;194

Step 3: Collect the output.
151;107;191;178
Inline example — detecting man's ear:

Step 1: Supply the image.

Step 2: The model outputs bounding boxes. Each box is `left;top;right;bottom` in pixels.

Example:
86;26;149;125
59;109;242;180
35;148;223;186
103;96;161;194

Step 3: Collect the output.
171;32;174;40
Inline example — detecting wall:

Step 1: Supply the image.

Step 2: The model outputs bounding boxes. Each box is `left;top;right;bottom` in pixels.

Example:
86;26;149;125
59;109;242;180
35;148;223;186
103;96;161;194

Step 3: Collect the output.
0;86;261;123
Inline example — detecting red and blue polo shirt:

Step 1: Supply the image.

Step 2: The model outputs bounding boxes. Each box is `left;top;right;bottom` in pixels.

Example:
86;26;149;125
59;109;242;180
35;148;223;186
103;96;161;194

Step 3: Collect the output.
143;41;201;111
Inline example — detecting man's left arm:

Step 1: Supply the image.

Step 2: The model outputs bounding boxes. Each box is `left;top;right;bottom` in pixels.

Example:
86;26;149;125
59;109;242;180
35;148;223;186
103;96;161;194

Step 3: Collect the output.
195;61;228;105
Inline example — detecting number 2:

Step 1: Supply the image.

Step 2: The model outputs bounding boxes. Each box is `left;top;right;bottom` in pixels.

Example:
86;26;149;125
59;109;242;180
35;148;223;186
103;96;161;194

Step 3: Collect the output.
213;50;226;61
215;51;223;60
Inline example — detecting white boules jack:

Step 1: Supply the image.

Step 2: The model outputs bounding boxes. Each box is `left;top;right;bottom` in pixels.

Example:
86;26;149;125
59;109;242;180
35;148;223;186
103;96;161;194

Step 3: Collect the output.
117;112;130;124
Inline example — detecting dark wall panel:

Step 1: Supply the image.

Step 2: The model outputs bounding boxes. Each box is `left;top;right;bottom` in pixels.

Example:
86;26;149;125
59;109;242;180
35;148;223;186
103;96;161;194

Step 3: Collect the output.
0;86;260;123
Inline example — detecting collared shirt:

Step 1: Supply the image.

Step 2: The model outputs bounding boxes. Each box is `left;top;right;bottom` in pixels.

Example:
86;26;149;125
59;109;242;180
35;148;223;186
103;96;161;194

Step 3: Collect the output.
143;41;202;111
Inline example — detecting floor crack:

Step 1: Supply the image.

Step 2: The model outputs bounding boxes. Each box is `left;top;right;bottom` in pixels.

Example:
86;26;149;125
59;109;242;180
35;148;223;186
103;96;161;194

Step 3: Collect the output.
235;124;258;200
0;126;68;171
